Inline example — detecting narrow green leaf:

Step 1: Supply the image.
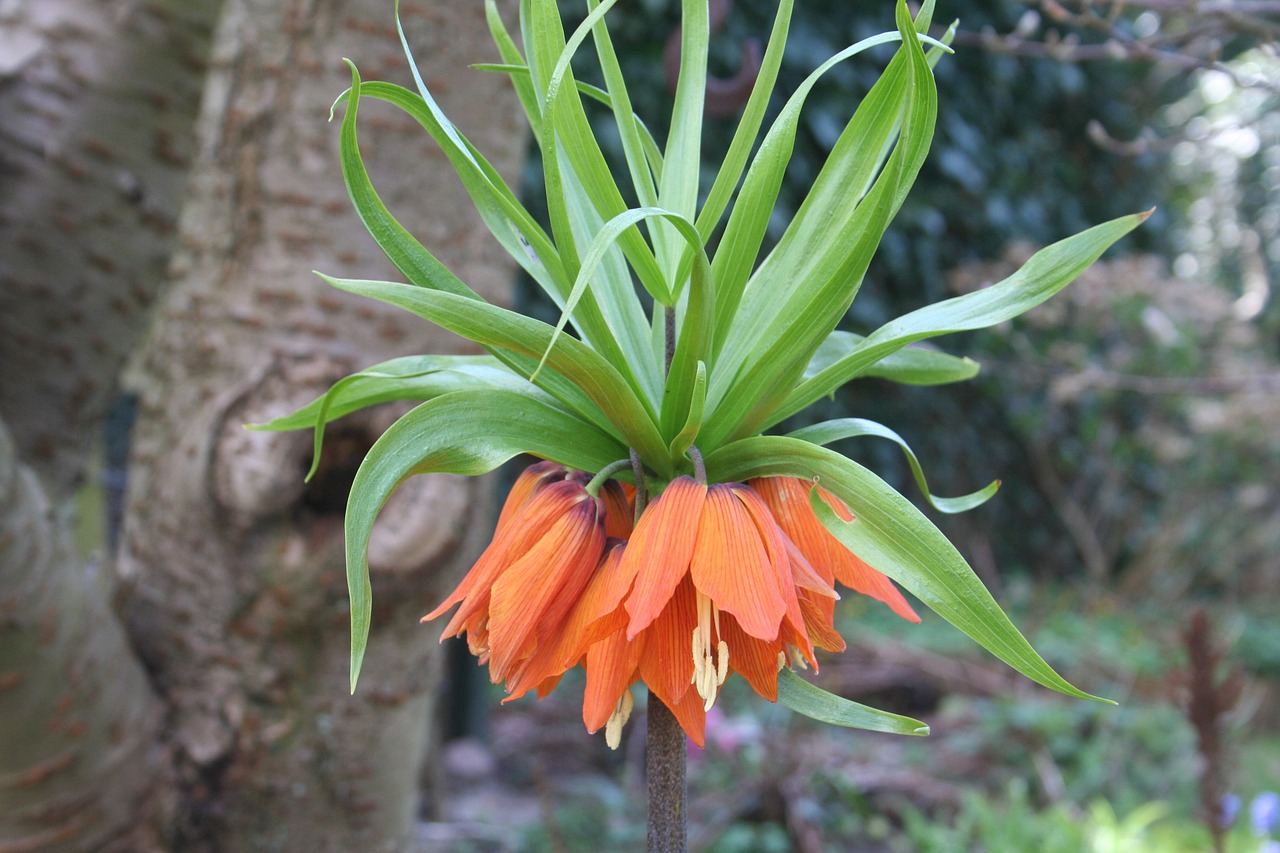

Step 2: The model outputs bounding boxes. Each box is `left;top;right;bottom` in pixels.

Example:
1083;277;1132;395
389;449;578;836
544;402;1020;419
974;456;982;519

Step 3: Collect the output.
473;65;666;178
777;669;930;735
485;0;543;142
805;332;979;386
788;418;999;514
704;2;940;448
345;390;627;690
706;436;1109;703
667;361;706;458
536;0;670;301
252;355;517;433
248;355;539;480
771;210;1153;427
706;29;906;356
655;0;708;280
587;0;659;209
388;6;570;301
694;0;793;240
320;275;674;476
537;207;708;403
336;62;479;300
388;3;659;408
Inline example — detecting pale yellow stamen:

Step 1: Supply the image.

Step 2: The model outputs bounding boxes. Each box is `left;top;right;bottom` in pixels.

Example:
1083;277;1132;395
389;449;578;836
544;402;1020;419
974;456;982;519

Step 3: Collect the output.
605;689;634;750
691;592;729;712
788;644;809;670
776;650;787;672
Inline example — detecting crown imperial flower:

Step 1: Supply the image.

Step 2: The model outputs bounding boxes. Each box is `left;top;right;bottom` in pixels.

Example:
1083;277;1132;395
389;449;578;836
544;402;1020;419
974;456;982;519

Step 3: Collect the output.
423;465;923;747
260;0;1137;756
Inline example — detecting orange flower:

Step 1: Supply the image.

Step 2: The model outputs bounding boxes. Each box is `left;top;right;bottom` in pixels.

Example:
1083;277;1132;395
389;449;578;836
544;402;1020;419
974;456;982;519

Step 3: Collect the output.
424;467;918;751
538;477;842;747
422;462;628;683
750;476;920;624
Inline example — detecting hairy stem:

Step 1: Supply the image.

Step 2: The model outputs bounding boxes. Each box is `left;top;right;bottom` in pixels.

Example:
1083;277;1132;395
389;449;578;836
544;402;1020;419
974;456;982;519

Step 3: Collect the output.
646;693;688;853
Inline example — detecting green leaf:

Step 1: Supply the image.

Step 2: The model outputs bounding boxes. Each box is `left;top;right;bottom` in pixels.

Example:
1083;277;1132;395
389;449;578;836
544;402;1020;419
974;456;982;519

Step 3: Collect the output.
805;331;979;386
352;75;655;405
385;5;656;403
667;361;706;458
335;62;480;300
536;206;708;396
252;355;519;433
655;0;708;280
788;418;999;514
777;669;930;736
336;64;658;404
320;275;674;476
248;355;538;480
772;209;1153;427
694;0;793;240
706;436;1109;703
535;0;669;301
705;28;906;359
344;390;627;690
586;0;658;210
704;0;940;448
485;0;543;142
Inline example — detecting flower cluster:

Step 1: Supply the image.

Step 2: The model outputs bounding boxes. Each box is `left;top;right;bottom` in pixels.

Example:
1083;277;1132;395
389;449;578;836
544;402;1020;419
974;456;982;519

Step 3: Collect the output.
424;460;919;748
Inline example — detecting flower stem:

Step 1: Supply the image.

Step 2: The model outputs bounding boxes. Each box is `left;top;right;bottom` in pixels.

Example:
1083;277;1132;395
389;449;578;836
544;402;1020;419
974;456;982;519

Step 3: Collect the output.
585;458;633;496
687;445;706;484
630;448;648;522
646;692;688;853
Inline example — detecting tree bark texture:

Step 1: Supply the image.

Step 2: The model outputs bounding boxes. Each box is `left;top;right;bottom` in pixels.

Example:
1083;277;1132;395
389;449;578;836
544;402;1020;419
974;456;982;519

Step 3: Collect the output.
0;0;215;499
112;0;524;850
1;2;214;850
0;419;168;852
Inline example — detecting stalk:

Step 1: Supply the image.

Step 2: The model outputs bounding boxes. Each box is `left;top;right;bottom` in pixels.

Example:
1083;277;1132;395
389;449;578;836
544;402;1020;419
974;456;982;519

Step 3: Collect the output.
646;694;688;853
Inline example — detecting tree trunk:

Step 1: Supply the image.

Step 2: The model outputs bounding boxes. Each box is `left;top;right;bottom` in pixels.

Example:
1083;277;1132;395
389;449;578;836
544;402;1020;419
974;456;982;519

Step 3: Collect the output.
0;0;215;499
112;0;524;849
1;2;214;849
1;0;524;848
0;418;169;852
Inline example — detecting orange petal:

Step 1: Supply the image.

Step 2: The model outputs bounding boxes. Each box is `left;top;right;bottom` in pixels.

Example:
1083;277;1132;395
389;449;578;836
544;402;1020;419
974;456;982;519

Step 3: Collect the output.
623;477;706;638
600;480;634;539
637;574;697;709
753;477;920;624
583;627;644;733
828;549;921;624
559;543;633;665
534;673;563;699
503;543;630;702
797;589;847;653
718;613;783;702
688;485;786;642
783;538;838;599
495;460;568;530
487;499;605;680
659;693;707;749
425;478;585;625
732;484;806;645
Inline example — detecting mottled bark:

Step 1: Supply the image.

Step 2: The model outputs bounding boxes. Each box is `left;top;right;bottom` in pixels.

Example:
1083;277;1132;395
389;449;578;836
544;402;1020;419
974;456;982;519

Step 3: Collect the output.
112;0;524;849
0;0;215;498
0;419;168;853
1;2;213;849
